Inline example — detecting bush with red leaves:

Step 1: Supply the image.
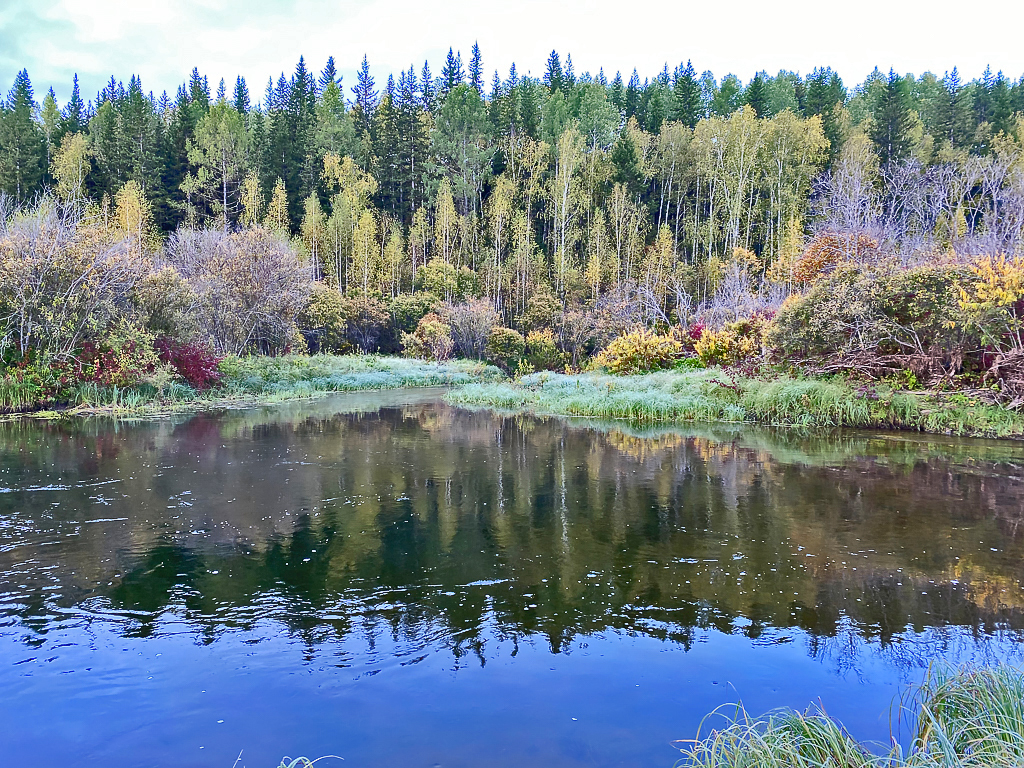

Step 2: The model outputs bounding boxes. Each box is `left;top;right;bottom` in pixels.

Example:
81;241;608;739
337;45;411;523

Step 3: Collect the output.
156;338;224;390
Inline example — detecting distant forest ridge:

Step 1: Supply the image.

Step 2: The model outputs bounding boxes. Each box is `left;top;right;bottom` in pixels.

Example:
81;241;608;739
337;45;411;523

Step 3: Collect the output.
1;46;1023;284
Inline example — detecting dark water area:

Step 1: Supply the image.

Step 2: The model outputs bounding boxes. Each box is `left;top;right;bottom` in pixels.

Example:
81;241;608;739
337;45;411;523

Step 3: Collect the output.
3;390;1024;767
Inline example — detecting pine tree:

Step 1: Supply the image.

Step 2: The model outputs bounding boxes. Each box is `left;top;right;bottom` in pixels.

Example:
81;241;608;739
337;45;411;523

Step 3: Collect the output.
421;61;436;113
564;54;576;89
745;72;769;117
61;74;86;135
352;55;379;140
0;70;45;200
609;72;625;111
804;67;845;164
935;67;971;148
870;69;915;168
672;61;702;128
469;42;484;96
319;56;340;93
544;51;564;93
624;70;641;119
233;76;250;114
441;49;464;96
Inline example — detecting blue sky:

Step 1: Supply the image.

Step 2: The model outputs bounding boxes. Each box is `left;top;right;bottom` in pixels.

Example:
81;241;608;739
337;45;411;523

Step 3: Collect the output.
2;0;1023;105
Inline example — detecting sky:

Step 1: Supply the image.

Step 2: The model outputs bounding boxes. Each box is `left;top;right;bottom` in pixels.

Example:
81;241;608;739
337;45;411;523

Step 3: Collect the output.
2;0;1024;105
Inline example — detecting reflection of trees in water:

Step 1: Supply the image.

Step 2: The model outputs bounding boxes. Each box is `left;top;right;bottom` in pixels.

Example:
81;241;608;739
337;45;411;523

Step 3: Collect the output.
3;403;1024;674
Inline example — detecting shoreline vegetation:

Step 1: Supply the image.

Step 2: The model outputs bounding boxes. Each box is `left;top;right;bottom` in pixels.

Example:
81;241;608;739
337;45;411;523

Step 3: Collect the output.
447;368;1024;438
675;665;1024;768
3;355;500;418
6;57;1024;430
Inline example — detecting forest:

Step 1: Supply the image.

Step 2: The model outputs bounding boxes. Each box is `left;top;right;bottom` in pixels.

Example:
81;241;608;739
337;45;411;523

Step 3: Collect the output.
3;47;1024;420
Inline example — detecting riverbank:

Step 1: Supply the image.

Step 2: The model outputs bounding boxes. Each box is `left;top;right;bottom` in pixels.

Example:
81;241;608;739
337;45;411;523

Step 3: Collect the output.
679;664;1024;767
447;369;1024;438
6;355;501;418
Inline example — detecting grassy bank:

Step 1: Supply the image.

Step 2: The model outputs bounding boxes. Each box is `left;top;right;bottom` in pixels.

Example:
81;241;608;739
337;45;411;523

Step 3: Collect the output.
679;665;1024;767
11;355;501;418
447;369;1024;438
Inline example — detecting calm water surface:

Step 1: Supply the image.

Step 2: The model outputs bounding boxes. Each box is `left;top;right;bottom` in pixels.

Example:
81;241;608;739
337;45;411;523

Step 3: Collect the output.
3;390;1024;767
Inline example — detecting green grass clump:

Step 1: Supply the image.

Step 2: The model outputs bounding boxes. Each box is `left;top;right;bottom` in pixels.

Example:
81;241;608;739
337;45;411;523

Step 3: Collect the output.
447;369;1024;438
0;376;43;411
676;665;1024;768
680;705;871;768
219;354;501;397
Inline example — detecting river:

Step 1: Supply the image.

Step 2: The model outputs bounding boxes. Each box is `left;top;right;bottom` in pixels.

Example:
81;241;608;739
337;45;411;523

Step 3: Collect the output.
2;389;1024;766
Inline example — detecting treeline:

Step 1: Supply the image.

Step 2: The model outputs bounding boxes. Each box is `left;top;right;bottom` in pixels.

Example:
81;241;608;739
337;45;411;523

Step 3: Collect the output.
2;52;1024;309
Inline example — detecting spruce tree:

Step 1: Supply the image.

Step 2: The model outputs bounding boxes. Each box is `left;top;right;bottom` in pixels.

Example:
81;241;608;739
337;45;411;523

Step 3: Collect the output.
672;61;702;128
544;51;564;93
441;49;464;96
870;69;915;168
61;74;86;135
351;55;379;140
744;72;769;117
233;76;250;114
0;69;44;200
935;68;971;148
609;72;625;111
624;70;641;119
319;56;340;93
421;61;436;113
469;42;484;96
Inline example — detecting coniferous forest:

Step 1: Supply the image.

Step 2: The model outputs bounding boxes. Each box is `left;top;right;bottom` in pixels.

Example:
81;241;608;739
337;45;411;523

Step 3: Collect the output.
5;47;1024;424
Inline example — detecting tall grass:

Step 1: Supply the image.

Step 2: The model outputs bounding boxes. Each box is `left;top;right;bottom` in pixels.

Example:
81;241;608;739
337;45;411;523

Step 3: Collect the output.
0;377;42;411
219;354;501;398
448;370;1024;438
676;665;1024;768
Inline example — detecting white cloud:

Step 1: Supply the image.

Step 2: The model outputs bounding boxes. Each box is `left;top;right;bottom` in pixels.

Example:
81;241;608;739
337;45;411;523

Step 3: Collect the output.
2;0;1023;103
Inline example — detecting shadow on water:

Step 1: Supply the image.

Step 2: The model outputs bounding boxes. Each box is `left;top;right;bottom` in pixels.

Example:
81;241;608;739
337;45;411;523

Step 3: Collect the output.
3;389;1024;766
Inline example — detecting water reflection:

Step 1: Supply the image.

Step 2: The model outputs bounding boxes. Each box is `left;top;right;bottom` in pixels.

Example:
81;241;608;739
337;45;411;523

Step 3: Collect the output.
2;392;1024;766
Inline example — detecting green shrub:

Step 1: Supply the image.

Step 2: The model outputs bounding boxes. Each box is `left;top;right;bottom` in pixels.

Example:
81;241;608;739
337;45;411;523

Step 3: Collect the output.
695;315;770;367
389;292;439;334
485;327;526;371
300;284;350;353
525;329;565;371
402;313;454;361
594;330;683;374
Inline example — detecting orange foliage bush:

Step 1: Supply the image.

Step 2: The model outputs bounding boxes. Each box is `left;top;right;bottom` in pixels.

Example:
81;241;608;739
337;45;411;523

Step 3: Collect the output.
792;233;877;284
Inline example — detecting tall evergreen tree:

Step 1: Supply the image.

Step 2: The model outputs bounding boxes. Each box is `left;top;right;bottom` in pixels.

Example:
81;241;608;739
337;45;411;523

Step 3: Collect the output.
61;74;86;136
319;56;340;93
351;55;379;140
672;61;702;128
544;51;564;93
0;69;45;200
468;42;484;96
624;70;641;119
233;76;250;114
870;69;915;168
934;68;971;148
804;67;845;164
744;72;769;117
609;72;625;111
441;49;464;97
421;61;436;113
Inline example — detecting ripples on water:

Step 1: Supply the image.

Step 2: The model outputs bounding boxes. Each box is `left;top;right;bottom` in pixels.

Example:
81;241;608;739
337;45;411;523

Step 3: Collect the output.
2;389;1024;766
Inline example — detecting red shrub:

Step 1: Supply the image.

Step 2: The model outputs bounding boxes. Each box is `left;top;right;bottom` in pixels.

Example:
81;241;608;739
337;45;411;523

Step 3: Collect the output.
156;338;224;390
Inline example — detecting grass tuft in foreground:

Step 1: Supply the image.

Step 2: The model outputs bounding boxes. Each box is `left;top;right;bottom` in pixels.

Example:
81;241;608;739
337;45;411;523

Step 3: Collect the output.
448;370;1024;438
676;665;1024;768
